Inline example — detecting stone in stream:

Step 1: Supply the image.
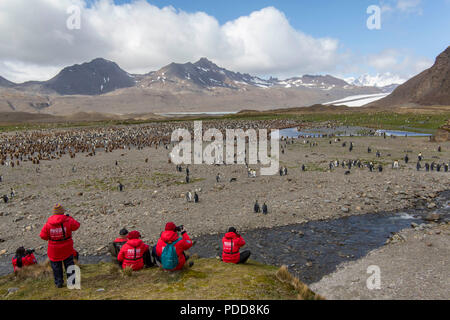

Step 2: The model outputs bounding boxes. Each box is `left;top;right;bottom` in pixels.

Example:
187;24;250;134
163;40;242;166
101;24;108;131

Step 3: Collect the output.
425;213;440;222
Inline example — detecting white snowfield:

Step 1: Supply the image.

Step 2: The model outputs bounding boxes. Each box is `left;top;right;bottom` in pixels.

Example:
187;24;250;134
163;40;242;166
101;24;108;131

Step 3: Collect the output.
325;93;390;107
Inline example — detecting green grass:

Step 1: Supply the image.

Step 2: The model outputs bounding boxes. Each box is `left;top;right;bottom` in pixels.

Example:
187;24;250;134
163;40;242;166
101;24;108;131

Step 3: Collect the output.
0;258;323;300
1;111;448;134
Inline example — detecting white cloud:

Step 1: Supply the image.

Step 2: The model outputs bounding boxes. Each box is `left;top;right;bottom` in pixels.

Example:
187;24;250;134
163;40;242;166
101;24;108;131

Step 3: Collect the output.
366;49;433;78
0;0;342;82
0;0;434;84
380;0;423;15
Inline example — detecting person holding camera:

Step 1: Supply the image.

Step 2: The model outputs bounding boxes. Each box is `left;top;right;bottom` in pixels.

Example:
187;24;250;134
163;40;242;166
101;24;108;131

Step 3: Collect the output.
39;204;80;288
154;222;193;271
222;227;251;264
12;246;37;272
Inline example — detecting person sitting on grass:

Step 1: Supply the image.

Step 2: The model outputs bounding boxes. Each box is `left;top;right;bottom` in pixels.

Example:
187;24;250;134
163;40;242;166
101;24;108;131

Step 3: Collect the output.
221;227;251;264
12;247;37;273
117;230;153;271
109;228;129;267
153;222;193;271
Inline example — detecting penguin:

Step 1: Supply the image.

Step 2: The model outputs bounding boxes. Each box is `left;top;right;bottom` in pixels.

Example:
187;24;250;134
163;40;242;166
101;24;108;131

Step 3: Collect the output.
254;200;260;213
194;192;199;203
262;203;268;215
118;182;124;192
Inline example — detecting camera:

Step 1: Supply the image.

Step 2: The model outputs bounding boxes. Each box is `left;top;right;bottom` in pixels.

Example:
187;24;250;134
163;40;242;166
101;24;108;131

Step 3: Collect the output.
26;249;35;255
175;225;184;232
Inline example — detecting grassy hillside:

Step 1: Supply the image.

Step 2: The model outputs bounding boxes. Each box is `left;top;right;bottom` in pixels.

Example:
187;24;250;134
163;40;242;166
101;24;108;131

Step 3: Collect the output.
0;258;323;300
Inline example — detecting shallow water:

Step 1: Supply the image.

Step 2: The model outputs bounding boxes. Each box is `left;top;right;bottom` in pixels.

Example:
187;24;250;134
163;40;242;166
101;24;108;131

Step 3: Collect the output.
1;191;448;284
273;126;432;139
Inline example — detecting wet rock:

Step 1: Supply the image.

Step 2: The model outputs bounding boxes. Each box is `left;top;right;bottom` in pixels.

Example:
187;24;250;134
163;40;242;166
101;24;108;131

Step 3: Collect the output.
427;203;437;209
425;213;440;222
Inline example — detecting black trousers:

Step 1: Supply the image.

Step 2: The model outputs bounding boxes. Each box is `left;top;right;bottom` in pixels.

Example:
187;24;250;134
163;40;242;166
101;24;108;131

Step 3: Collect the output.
50;255;74;287
238;250;251;264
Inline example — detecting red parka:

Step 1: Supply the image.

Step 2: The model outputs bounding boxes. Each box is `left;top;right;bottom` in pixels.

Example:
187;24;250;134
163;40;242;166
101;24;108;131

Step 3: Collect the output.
155;231;193;271
117;239;149;271
40;214;80;262
12;253;37;272
222;232;246;264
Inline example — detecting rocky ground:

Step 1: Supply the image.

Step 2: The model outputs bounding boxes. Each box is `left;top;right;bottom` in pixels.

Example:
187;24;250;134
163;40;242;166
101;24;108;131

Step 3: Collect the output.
310;223;450;300
0;132;449;261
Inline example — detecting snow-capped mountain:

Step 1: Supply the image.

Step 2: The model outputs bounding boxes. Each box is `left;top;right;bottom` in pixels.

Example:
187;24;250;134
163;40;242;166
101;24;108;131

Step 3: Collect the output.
345;73;406;88
274;75;351;90
139;58;272;90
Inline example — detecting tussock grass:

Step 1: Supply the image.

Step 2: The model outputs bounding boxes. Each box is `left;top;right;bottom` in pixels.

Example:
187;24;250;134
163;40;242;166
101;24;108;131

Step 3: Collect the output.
276;265;325;300
0;258;321;300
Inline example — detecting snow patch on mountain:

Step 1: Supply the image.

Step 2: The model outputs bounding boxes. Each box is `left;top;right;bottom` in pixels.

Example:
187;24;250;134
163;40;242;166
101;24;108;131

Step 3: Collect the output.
345;73;406;88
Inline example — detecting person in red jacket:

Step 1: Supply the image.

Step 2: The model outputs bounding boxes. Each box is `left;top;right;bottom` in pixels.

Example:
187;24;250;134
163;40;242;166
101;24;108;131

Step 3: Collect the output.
40;204;80;288
12;247;37;272
117;230;153;271
222;227;251;264
154;222;193;271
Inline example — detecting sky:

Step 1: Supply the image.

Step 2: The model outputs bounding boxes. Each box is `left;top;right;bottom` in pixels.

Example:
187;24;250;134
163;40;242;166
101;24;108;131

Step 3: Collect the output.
0;0;449;83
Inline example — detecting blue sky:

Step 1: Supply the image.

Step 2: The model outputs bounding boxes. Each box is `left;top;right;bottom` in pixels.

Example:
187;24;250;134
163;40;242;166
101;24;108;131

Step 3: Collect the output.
106;0;449;61
1;0;449;83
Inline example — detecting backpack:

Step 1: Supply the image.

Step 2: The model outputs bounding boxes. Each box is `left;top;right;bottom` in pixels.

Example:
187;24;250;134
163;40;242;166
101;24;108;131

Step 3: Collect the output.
161;238;181;270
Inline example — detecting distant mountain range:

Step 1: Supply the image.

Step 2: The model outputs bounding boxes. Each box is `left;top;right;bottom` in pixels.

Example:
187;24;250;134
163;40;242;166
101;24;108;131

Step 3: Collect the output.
0;57;398;96
1;48;447;115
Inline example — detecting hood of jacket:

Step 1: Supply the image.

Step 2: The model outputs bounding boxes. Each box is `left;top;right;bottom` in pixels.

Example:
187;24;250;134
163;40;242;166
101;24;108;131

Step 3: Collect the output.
160;230;179;243
47;214;68;226
126;239;143;248
224;232;238;240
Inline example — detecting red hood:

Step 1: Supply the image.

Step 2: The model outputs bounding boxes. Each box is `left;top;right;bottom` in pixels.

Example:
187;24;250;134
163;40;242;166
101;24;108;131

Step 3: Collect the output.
224;232;238;239
126;239;143;248
47;214;68;226
160;230;179;243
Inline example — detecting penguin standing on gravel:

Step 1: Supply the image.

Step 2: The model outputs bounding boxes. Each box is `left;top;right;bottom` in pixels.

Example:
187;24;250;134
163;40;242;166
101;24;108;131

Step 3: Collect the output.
194;192;199;203
254;200;260;213
262;203;268;215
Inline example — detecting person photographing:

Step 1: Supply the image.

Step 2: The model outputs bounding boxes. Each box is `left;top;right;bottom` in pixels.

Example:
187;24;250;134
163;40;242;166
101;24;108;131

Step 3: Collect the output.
40;204;80;288
154;222;193;271
222;227;251;264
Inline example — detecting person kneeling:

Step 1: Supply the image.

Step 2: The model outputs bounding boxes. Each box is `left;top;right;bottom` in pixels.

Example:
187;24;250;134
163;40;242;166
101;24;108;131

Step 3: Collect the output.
117;231;153;271
222;227;251;264
12;247;37;272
